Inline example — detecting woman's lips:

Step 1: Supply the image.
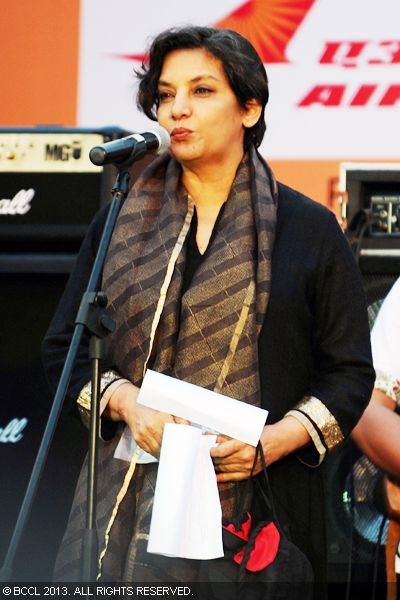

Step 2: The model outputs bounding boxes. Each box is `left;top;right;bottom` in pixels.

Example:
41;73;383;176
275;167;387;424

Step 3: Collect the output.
170;128;193;141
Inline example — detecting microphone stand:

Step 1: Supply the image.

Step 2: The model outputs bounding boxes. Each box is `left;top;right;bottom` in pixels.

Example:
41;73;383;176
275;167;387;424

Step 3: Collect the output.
0;167;131;583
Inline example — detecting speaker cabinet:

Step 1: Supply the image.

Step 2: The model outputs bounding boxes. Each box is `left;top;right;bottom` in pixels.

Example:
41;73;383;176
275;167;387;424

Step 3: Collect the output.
0;268;88;579
0;126;144;579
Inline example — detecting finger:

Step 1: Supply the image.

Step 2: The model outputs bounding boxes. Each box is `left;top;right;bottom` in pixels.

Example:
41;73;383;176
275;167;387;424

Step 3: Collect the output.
216;471;251;482
212;448;255;464
210;438;243;458
135;440;160;458
211;444;256;468
214;458;255;474
134;428;162;453
214;462;247;473
215;434;232;443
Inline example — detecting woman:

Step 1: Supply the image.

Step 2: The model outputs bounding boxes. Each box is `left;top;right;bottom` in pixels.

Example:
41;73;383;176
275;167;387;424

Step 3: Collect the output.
42;26;374;593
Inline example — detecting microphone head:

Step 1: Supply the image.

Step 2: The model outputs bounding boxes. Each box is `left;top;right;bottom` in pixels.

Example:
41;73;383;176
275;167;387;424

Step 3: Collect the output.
88;126;171;167
150;126;170;154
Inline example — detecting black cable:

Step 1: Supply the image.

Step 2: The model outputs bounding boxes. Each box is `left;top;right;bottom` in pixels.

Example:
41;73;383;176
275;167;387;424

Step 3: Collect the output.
354;220;370;264
345;208;375;265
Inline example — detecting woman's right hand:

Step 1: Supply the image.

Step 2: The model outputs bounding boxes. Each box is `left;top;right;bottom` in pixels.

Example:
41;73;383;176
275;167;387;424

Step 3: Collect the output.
104;381;186;458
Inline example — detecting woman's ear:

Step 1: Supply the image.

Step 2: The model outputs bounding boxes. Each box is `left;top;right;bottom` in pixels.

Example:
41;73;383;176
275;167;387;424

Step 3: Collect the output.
242;99;262;129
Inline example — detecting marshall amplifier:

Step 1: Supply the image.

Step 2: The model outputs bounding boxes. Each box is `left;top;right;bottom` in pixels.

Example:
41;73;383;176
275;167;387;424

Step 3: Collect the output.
0;126;132;578
0;126;130;257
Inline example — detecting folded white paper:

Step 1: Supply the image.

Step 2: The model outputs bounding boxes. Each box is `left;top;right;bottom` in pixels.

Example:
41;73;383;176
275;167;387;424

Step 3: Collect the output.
137;369;268;447
147;423;223;560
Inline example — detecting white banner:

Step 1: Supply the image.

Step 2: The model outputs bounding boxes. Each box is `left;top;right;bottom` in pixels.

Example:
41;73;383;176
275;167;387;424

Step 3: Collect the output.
78;0;400;159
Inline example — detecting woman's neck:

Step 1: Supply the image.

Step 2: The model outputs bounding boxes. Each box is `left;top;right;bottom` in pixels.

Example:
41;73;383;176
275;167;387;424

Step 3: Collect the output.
181;154;243;209
181;155;243;254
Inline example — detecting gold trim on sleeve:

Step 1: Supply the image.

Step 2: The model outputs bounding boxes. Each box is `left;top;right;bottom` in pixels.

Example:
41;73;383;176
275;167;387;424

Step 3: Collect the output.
285;409;326;466
77;369;124;418
291;395;344;452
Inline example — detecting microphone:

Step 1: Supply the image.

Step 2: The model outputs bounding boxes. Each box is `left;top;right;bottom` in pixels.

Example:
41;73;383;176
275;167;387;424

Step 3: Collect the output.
89;127;170;166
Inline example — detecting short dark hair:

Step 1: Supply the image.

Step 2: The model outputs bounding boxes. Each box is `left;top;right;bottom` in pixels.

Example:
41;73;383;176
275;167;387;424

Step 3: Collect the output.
136;26;269;149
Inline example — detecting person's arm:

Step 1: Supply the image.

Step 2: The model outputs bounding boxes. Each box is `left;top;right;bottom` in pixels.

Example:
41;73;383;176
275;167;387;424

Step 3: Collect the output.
211;209;375;480
101;381;189;457
211;416;311;482
299;212;374;439
352;388;400;479
42;207;182;452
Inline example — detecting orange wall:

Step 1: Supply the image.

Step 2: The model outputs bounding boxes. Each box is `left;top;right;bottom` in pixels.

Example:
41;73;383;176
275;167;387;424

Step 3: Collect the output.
0;1;80;127
270;159;341;210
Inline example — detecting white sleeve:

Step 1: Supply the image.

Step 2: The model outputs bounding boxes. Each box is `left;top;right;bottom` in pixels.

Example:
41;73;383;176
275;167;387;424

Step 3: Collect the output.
371;277;400;380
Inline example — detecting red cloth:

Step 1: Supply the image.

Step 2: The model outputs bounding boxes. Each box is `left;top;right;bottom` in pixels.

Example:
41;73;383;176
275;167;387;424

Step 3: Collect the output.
222;512;252;541
233;522;280;572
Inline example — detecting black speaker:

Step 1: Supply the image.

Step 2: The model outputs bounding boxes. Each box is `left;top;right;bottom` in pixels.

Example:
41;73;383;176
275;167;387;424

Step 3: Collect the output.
0;128;155;579
0;126;130;579
0;268;88;579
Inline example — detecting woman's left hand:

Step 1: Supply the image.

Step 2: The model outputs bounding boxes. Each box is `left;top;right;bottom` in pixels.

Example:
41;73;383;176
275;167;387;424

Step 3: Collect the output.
210;416;312;482
210;435;260;482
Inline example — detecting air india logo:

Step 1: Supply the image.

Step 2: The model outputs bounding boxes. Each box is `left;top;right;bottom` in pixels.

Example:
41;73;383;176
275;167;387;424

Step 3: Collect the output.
214;0;315;63
118;0;315;64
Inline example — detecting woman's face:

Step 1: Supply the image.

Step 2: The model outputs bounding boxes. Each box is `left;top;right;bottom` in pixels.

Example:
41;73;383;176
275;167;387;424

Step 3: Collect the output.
156;48;259;168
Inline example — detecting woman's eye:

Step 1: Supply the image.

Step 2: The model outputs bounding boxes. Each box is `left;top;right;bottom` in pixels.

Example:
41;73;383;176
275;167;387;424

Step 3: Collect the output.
195;87;212;95
158;91;173;102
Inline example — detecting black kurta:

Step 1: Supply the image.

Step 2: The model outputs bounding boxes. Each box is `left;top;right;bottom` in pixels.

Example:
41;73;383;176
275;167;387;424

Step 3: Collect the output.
42;180;375;590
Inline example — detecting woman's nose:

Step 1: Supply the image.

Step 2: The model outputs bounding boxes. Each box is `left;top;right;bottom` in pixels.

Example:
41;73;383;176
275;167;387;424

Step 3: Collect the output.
171;92;191;119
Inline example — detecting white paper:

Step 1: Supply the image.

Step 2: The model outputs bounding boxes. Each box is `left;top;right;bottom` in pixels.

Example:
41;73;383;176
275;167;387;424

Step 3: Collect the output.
137;369;268;447
113;425;158;463
147;423;223;560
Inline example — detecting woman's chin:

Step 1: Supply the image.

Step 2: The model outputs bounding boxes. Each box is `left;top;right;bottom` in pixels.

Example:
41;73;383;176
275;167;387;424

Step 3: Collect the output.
169;146;200;164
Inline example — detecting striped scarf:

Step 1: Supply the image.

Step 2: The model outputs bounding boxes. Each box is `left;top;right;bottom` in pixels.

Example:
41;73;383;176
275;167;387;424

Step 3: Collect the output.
103;147;277;406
